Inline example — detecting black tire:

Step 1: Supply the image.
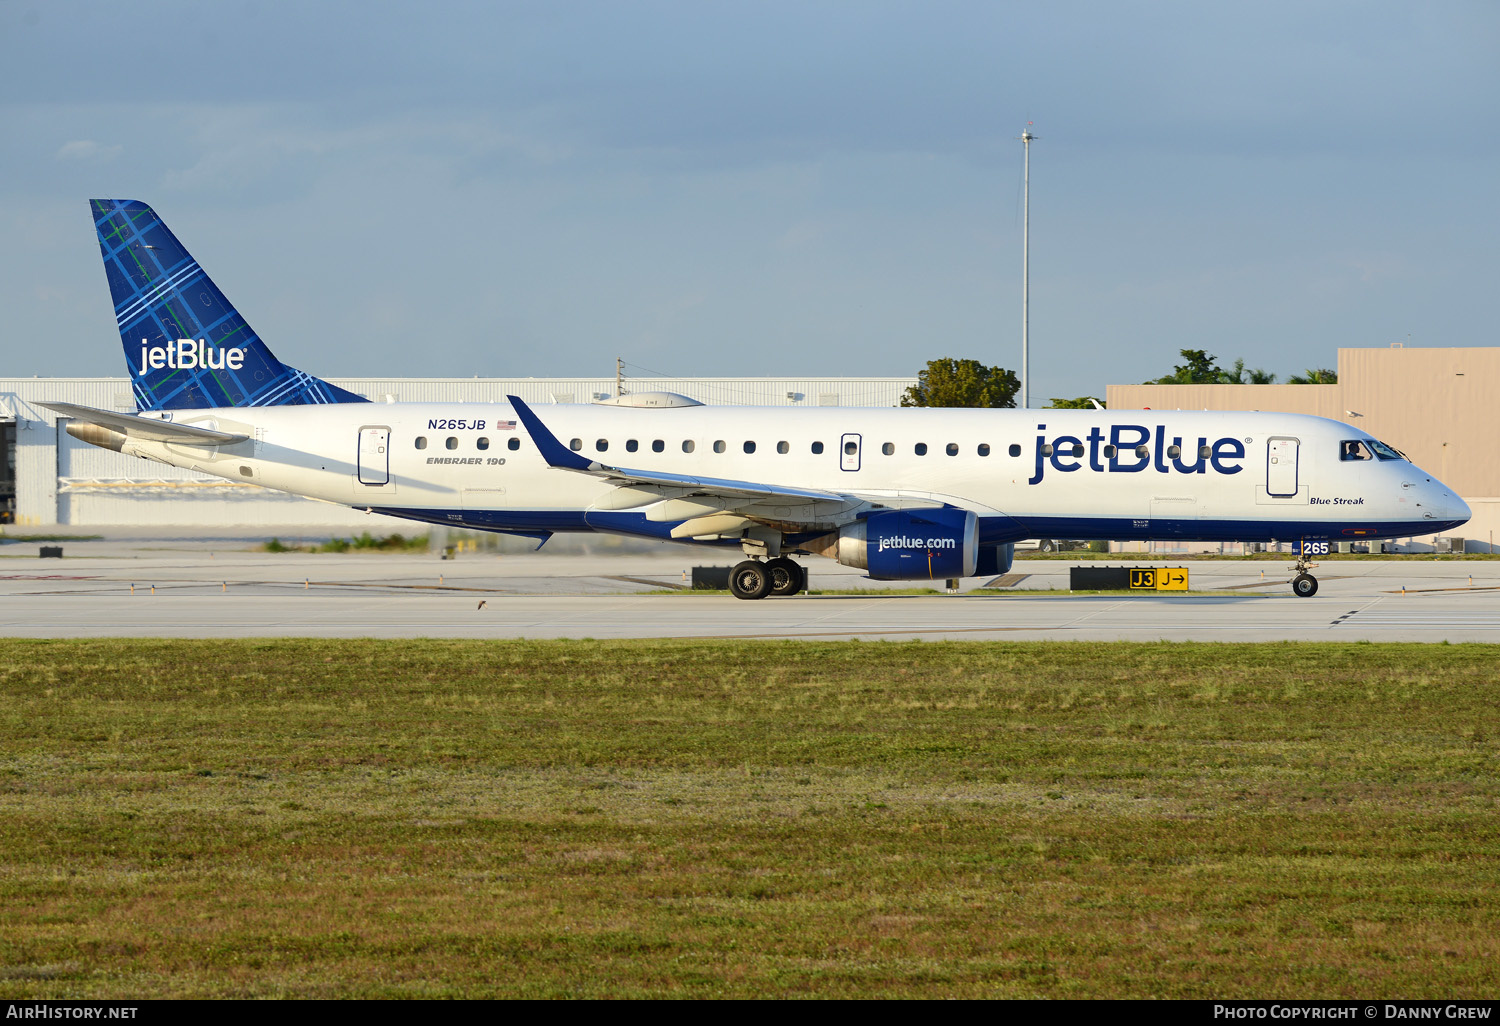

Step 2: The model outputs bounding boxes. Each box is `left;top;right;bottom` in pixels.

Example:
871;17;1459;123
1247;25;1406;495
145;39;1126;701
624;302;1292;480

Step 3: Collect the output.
1292;573;1319;598
729;559;773;600
765;557;804;597
1039;539;1055;552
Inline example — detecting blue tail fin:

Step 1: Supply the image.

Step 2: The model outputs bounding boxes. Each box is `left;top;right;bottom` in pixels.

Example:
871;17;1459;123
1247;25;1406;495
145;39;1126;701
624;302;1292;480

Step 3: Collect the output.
90;199;367;410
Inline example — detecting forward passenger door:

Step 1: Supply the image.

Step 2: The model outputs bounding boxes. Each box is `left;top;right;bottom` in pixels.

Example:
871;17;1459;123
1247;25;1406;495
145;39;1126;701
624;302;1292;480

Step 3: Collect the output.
1266;437;1299;497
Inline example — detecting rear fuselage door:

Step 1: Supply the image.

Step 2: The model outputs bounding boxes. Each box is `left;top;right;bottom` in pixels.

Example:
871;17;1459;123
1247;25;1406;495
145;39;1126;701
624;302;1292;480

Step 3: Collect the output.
840;433;862;472
1266;436;1299;497
358;426;390;486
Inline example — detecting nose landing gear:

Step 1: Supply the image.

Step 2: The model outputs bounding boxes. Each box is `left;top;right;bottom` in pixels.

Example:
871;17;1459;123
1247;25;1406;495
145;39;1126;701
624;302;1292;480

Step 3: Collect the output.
1289;553;1320;597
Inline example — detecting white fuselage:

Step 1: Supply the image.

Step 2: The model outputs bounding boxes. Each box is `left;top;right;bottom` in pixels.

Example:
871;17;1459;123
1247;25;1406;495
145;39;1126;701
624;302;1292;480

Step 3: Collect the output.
115;402;1469;550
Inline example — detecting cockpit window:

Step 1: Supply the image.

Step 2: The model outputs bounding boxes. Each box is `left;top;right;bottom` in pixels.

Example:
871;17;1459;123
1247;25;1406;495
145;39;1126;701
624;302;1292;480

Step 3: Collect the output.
1369;439;1406;461
1340;440;1371;461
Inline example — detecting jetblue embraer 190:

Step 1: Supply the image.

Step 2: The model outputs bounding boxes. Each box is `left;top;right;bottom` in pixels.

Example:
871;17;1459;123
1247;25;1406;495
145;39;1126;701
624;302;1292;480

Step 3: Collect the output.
49;200;1470;598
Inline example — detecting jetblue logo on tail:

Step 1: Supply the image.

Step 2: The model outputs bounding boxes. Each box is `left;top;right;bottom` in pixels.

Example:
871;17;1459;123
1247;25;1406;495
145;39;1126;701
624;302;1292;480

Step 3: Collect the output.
138;339;246;375
92;199;368;410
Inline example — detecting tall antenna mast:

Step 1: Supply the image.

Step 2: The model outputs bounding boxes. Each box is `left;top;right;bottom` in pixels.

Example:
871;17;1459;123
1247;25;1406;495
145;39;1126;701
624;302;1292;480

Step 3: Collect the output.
1020;124;1034;410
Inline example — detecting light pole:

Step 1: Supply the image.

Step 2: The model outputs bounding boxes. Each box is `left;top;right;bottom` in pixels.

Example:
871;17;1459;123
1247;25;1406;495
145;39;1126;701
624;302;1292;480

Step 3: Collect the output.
1020;126;1034;410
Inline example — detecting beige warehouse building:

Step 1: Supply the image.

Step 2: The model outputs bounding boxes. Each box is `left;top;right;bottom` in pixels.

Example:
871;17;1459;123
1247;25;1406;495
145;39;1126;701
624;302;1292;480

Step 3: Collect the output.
1108;346;1500;550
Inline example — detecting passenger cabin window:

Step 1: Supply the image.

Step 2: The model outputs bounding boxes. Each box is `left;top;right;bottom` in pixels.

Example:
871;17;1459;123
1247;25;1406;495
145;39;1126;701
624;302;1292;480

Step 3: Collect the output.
845;441;858;456
1008;444;1021;457
1166;444;1179;459
914;443;928;456
1068;443;1084;457
446;437;458;450
882;442;894;455
595;439;608;452
744;441;756;454
1103;444;1117;458
682;440;696;453
570;438;583;451
652;439;665;452
477;437;490;451
811;441;824;454
1040;444;1054;456
713;440;726;453
1341;440;1371;461
777;441;789;454
1134;445;1149;458
626;439;639;453
508;438;520;451
978;444;990;456
946;443;959;456
1198;445;1211;459
415;437;428;450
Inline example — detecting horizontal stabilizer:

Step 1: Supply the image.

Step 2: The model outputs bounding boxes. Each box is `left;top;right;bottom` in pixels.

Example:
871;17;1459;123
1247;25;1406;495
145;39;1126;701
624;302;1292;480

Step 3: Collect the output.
38;402;248;445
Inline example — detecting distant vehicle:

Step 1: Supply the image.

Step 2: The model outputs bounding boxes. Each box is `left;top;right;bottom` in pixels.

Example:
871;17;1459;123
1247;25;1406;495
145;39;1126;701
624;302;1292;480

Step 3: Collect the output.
1019;538;1085;553
50;200;1471;599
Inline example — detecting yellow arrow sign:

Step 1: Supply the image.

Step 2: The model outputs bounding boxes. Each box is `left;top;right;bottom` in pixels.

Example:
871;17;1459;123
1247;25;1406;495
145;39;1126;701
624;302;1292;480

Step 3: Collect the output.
1156;568;1189;591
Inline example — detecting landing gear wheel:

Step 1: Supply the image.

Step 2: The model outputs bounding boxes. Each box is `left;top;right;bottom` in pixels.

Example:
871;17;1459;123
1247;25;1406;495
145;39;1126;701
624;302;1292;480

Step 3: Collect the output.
729;559;774;600
764;557;804;597
1292;573;1319;598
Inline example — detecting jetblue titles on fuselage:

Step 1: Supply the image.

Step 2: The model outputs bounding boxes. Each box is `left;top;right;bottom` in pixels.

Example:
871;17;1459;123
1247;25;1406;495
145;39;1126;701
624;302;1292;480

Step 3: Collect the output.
1028;422;1246;485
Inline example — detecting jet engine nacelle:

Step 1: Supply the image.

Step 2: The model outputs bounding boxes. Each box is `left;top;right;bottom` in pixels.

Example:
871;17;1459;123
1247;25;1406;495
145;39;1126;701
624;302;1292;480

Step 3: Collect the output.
833;508;978;580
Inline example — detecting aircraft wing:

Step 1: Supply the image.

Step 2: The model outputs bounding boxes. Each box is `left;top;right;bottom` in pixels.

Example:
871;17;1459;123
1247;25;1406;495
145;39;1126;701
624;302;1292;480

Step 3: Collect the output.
508;394;851;507
38;402;250;445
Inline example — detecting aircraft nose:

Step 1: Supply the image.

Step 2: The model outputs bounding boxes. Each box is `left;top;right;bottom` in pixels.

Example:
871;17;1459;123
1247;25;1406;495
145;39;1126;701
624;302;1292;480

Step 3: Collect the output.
1452;492;1472;524
1428;481;1470;525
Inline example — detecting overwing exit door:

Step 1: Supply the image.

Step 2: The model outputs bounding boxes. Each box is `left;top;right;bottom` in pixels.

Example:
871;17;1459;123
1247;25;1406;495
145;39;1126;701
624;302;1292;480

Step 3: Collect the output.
1266;437;1299;497
358;426;390;485
840;433;861;471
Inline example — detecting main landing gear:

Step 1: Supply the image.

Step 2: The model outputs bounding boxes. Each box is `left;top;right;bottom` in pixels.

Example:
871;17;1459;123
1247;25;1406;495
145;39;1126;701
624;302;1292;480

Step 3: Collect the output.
729;557;805;600
1290;555;1320;598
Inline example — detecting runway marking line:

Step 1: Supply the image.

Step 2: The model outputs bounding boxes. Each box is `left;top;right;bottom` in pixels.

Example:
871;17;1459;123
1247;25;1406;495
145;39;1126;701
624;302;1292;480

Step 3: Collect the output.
1380;584;1500;594
603;575;687;590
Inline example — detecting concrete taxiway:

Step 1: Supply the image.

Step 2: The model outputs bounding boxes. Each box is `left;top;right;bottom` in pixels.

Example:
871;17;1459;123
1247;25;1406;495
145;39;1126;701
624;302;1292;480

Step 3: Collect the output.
3;533;1499;640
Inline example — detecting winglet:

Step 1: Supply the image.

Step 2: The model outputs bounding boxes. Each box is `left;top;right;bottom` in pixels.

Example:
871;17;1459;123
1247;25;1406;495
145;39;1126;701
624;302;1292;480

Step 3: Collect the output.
507;395;597;471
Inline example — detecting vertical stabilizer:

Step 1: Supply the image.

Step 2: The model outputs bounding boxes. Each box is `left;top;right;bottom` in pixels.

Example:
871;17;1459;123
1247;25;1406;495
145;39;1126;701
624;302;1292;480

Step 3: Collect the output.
91;199;367;410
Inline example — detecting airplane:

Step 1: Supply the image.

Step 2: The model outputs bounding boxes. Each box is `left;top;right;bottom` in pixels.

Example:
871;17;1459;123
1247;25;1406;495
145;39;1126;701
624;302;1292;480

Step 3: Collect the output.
47;199;1470;599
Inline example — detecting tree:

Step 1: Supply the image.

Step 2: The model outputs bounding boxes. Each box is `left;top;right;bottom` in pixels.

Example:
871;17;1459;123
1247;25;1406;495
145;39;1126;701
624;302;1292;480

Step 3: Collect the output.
1223;358;1276;385
1146;349;1225;384
1289;368;1337;384
901;358;1019;408
1147;350;1281;384
1046;396;1103;409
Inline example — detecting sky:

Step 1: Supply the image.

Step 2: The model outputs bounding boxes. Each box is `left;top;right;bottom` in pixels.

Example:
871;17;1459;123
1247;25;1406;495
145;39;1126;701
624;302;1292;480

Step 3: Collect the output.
2;0;1497;403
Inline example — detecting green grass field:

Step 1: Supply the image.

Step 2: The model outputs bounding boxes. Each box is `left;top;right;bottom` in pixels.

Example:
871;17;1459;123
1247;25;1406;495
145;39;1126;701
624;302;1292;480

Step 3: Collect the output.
1;640;1497;998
